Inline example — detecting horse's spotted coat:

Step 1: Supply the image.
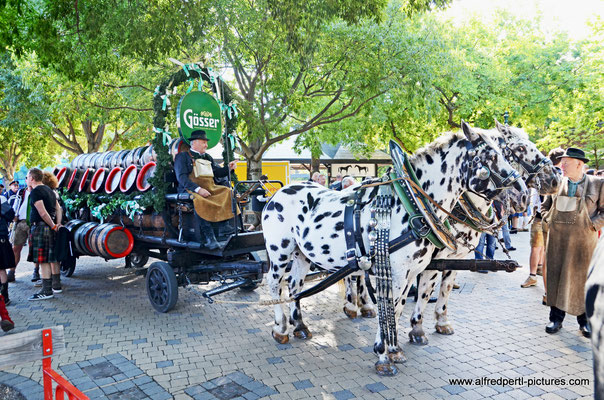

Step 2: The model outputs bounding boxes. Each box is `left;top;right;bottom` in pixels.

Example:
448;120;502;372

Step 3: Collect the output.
262;122;525;374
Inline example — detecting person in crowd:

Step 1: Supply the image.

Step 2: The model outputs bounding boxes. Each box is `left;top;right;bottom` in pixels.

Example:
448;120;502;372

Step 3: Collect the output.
0;183;5;196
316;174;326;186
542;148;604;337
474;232;496;273
329;173;343;190
174;130;237;250
522;188;545;289
0;195;16;306
10;183;32;283
535;148;564;303
493;198;515;252
27;168;62;301
0;292;13;332
596;170;604;178
5;181;19;208
341;176;356;190
41;171;63;293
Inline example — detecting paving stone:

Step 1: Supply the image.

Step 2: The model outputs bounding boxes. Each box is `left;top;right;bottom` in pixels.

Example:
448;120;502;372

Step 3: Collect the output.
0;242;595;399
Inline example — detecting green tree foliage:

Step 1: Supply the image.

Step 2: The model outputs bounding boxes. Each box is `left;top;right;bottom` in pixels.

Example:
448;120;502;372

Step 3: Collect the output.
0;53;53;179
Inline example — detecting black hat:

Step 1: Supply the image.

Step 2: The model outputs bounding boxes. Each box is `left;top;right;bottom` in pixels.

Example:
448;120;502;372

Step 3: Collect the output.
189;130;209;141
9;180;17;186
560;147;589;163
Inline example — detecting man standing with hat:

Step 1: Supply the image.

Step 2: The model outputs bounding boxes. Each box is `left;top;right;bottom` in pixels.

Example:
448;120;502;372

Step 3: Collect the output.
174;130;237;250
542;147;604;338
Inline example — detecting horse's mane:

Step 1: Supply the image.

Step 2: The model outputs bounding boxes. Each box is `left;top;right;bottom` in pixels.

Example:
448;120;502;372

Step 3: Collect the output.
408;130;462;163
409;128;502;165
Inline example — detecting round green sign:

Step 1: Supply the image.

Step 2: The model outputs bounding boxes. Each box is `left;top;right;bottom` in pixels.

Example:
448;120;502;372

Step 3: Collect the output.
177;91;223;149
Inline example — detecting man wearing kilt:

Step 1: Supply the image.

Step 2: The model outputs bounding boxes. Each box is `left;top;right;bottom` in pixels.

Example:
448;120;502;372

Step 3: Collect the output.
26;168;62;301
0;194;16;317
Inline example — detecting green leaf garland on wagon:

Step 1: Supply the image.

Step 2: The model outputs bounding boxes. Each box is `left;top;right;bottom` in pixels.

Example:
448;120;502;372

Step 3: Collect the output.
142;62;239;213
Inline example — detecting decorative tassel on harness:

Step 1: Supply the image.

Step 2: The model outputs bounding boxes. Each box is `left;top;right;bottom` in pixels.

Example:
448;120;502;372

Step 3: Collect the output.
372;186;398;350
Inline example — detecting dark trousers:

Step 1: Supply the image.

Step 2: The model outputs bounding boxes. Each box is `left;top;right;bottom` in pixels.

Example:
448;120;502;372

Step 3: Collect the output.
549;306;587;327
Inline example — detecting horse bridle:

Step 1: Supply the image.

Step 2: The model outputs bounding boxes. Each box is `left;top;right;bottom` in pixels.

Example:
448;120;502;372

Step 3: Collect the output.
497;137;553;187
465;140;521;200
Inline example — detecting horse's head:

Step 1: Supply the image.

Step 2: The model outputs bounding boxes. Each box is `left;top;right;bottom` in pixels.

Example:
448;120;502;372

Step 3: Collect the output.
495;187;528;215
461;121;528;204
494;120;561;195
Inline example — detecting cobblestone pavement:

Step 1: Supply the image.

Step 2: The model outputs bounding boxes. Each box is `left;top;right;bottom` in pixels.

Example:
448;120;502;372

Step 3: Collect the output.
0;231;595;399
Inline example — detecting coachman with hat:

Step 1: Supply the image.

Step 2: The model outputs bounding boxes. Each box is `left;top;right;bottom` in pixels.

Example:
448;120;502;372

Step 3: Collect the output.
174;130;238;250
542;147;604;338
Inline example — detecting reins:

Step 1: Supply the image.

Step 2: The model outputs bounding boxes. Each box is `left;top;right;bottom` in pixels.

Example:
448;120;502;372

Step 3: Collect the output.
359;176;481;231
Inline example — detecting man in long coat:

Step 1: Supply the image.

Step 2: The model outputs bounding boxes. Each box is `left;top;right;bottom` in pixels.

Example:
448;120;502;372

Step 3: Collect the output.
174;130;237;250
542;147;604;338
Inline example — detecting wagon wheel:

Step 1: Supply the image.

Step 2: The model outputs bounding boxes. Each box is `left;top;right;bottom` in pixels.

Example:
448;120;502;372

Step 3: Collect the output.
146;262;178;313
60;256;77;277
130;253;149;269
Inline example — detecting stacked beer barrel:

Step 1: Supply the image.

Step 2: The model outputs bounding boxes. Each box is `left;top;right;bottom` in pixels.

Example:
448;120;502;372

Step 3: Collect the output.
65;219;134;259
55;138;191;194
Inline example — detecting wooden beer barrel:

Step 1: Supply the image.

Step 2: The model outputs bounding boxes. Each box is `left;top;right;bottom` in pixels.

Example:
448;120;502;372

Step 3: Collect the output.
136;162;156;192
169;138;190;160
64;219;86;238
110;214;179;238
139;145;155;166
120;165;138;193
90;168;107;193
66;169;83;192
120;150;133;168
78;168;94;193
132;146;148;166
88;223;134;259
99;151;115;169
108;150;127;169
79;153;96;169
56;167;72;188
71;154;85;169
105;167;123;194
73;222;98;256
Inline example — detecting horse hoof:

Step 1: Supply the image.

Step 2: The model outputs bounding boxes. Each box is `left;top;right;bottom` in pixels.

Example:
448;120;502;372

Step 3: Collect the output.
272;331;290;344
388;350;406;364
361;309;377;318
343;307;357;319
293;327;313;340
435;324;455;335
375;361;398;376
408;332;429;345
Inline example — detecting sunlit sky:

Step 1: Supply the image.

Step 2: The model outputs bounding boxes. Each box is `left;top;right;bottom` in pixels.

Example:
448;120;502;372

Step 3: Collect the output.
441;0;603;40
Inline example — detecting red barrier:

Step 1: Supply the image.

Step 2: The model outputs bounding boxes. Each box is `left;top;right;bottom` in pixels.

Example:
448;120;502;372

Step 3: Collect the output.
42;329;89;400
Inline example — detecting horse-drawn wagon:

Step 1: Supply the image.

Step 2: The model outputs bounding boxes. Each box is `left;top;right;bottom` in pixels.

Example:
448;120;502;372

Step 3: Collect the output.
53;64;280;313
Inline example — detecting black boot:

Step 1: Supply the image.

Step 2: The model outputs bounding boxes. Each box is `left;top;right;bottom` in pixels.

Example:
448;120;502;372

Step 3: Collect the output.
214;219;237;240
0;282;9;306
199;220;220;250
29;279;54;301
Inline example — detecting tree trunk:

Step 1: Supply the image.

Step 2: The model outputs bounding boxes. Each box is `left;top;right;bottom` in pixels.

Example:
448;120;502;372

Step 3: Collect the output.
311;157;320;174
247;157;263;180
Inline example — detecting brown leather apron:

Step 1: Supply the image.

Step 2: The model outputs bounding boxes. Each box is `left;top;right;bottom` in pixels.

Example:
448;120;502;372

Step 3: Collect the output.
187;154;237;223
545;180;598;315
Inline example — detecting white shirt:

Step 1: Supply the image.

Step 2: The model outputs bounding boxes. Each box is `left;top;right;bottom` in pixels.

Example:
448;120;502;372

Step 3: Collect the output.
17;189;30;220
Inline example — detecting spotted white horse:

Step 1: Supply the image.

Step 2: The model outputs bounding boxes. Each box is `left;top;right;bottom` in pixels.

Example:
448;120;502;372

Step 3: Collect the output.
341;182;528;321
262;121;527;375
407;122;561;344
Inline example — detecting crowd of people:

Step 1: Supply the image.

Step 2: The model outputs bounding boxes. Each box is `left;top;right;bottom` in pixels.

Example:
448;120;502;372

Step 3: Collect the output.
0;168;67;334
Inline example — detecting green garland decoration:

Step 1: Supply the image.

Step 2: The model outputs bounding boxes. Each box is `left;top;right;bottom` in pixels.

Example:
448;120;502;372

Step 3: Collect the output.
141;63;239;213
